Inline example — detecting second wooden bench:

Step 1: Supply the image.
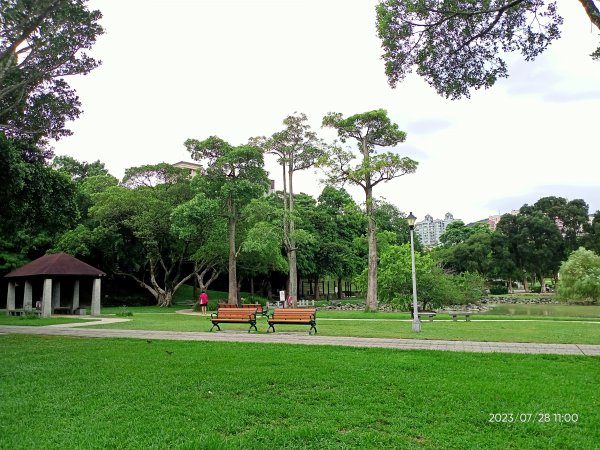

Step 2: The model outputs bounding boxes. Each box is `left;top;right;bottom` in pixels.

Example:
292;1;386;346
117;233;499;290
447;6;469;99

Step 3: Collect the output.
267;308;317;335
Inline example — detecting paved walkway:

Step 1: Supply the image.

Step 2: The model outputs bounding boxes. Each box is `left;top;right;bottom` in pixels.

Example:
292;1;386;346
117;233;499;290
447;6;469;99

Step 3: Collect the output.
1;320;599;356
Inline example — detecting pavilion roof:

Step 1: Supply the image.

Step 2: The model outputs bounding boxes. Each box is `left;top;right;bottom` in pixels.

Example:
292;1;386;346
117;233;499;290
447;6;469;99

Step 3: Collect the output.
4;253;106;278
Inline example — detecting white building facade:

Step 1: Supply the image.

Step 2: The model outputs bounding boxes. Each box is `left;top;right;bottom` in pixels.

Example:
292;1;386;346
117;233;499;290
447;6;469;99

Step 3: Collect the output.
415;213;455;247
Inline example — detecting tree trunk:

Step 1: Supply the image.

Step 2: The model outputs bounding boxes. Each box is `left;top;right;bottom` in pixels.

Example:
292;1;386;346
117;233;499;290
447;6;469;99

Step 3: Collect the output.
287;156;298;308
523;275;529;292
250;277;255;296
227;209;237;304
539;272;546;293
337;277;343;299
157;291;173;307
314;277;320;299
365;185;378;312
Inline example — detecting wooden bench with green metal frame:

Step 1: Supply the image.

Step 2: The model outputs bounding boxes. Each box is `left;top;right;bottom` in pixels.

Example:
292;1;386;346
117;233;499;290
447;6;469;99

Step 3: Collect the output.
267;308;317;335
210;308;258;333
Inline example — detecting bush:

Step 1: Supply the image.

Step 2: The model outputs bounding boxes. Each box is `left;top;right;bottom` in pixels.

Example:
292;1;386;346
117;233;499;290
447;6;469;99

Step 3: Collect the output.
557;247;600;303
489;286;508;295
372;244;484;311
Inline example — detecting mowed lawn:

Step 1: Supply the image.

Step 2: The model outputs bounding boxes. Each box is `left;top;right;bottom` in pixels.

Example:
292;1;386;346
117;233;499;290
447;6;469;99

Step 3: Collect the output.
84;311;600;345
0;335;598;449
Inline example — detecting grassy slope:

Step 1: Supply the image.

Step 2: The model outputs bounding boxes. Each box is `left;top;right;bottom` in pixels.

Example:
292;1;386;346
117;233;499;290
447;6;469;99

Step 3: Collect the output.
0;335;597;449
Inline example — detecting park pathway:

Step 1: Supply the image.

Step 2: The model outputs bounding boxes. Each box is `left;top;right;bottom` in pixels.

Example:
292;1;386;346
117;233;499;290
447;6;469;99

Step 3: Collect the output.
1;321;599;356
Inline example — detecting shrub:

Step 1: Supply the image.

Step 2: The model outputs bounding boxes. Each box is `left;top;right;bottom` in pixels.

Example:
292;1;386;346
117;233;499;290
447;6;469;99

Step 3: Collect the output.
372;244;483;311
557;247;600;303
489;286;508;295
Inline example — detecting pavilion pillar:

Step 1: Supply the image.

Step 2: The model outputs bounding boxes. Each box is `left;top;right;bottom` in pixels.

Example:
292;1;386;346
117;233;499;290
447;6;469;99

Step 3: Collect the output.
23;281;33;312
91;278;101;317
42;279;52;318
52;281;61;310
6;281;15;314
72;280;80;312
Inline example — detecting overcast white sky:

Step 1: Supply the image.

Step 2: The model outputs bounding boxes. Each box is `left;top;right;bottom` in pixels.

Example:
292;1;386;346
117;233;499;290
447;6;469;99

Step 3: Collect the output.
52;0;600;224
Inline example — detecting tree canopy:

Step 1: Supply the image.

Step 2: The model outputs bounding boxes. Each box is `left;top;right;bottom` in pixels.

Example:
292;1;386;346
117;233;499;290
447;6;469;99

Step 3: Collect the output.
0;0;104;140
376;0;600;99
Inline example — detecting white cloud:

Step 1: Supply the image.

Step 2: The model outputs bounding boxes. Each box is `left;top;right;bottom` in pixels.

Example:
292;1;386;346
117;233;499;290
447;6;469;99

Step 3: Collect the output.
52;0;600;224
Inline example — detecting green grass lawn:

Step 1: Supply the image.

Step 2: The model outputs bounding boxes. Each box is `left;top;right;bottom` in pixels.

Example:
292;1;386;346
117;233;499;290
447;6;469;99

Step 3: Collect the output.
0;315;97;326
0;335;597;449
84;311;600;344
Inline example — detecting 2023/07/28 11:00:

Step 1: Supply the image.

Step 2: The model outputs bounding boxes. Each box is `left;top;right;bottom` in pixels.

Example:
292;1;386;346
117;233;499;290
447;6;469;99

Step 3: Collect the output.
489;413;579;423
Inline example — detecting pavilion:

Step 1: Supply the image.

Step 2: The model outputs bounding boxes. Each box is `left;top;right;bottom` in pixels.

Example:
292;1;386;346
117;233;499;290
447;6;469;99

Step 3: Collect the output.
4;253;105;317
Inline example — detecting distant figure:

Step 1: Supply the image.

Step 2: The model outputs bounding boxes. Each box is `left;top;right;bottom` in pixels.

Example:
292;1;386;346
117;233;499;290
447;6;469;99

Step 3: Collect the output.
199;291;209;315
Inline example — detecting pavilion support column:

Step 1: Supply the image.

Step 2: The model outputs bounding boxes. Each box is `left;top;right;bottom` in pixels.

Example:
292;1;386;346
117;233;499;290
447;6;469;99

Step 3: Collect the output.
23;281;33;312
42;279;52;318
6;282;15;314
91;278;101;317
72;280;80;312
52;281;61;310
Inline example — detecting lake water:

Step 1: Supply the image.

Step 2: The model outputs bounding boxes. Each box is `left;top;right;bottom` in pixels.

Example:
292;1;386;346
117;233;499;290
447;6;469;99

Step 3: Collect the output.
483;303;600;318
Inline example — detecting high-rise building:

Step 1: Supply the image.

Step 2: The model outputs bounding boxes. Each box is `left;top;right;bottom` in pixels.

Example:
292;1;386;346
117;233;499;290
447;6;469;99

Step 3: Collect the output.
415;213;455;247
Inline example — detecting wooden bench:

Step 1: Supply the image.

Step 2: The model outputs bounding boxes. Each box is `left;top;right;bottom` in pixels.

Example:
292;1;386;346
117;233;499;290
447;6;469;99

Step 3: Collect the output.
448;312;474;322
210;308;257;333
267;308;317;335
417;312;436;322
217;303;238;309
241;303;268;316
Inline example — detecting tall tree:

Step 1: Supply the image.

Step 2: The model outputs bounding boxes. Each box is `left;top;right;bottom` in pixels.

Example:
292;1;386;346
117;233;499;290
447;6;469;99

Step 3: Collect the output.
185;136;269;304
252;113;326;306
0;0;104;139
496;211;564;292
530;196;590;254
78;164;197;306
376;0;599;99
322;109;417;311
581;211;600;254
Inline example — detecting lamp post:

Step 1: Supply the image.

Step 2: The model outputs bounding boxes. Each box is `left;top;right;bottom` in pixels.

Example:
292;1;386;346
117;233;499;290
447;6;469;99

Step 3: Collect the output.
406;212;421;333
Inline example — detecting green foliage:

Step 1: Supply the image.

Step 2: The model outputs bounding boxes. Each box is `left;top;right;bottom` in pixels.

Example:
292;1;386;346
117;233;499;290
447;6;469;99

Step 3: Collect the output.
557;247;600;303
0;136;79;269
363;243;483;311
581;211;600;255
489;285;509;295
376;0;565;99
0;0;104;139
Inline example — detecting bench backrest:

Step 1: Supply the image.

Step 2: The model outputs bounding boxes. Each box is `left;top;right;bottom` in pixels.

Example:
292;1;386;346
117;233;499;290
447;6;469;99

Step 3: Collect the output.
272;308;315;319
218;303;238;309
216;308;256;319
241;303;264;313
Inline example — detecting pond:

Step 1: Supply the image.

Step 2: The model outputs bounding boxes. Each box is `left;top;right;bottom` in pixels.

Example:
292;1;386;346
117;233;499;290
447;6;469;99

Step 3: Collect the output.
483;303;600;318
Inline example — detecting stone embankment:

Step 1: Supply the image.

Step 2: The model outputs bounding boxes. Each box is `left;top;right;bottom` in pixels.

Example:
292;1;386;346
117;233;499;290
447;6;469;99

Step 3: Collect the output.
318;296;559;313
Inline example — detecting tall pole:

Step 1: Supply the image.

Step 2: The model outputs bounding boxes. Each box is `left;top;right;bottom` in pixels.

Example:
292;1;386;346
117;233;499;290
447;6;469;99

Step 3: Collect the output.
409;225;421;333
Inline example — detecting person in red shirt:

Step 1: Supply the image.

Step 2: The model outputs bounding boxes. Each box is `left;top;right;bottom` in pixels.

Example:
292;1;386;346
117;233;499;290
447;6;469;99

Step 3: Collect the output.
199;291;209;315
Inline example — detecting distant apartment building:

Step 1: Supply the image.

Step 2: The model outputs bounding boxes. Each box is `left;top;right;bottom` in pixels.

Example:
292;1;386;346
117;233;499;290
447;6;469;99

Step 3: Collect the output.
487;210;520;231
415;213;456;247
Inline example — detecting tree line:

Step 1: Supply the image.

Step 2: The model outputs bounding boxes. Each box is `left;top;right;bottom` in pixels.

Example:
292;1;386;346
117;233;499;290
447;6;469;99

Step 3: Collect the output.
432;197;600;298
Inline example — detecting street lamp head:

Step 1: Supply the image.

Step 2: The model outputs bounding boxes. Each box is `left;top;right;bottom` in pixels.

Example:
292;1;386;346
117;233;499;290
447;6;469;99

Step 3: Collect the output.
406;211;417;228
